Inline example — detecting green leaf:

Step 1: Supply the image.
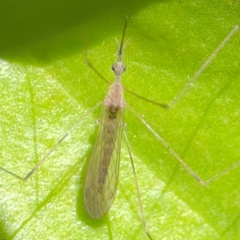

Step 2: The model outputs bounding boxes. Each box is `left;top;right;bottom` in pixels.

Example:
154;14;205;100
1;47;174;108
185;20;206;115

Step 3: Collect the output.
1;1;240;239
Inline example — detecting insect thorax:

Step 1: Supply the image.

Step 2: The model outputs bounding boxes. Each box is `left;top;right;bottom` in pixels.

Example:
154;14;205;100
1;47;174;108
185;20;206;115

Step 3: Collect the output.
104;83;125;119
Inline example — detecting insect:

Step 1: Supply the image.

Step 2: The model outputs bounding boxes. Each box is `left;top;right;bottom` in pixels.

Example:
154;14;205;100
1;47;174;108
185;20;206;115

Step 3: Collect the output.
0;18;239;239
83;19;158;239
83;22;127;218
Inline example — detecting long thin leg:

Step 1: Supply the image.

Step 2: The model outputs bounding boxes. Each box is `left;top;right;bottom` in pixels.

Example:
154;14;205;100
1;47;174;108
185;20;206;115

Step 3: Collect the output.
168;25;239;108
123;130;153;240
127;104;240;185
0;102;102;180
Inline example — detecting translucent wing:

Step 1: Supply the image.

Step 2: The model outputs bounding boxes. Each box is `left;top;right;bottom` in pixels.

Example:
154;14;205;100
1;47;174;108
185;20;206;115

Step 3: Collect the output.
84;104;124;218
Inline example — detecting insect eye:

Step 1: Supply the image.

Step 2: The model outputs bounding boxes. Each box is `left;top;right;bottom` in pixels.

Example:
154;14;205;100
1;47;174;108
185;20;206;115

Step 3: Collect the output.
111;63;126;73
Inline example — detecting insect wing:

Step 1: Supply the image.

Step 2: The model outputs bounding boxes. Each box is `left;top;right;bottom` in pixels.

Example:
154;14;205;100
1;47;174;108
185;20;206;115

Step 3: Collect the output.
84;105;124;218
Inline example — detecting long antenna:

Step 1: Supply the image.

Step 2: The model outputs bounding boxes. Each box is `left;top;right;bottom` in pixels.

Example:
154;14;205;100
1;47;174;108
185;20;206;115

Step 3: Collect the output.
118;17;128;61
